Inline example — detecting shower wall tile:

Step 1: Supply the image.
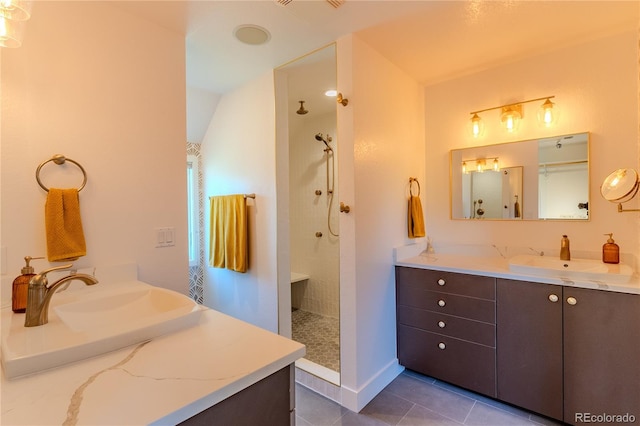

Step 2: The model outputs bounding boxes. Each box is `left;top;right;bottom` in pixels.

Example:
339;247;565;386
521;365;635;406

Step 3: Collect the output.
290;114;339;318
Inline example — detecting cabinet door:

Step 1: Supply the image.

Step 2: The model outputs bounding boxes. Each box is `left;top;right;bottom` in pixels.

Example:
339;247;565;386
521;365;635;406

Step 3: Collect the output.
563;288;640;425
497;279;563;421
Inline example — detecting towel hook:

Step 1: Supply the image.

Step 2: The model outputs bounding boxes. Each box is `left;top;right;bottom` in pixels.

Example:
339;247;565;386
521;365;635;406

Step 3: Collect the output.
36;154;87;192
409;177;420;197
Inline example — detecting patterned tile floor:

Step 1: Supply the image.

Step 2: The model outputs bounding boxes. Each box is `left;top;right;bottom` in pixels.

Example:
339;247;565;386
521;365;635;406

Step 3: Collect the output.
292;309;340;372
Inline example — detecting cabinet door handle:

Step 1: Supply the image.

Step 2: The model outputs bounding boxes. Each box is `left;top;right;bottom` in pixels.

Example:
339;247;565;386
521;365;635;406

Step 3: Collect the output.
548;294;559;303
438;299;446;307
567;296;577;306
438;342;446;350
438;321;446;328
437;278;446;286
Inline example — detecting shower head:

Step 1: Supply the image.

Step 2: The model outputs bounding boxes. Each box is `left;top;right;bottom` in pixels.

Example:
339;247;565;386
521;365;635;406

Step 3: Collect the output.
297;101;308;115
315;133;332;147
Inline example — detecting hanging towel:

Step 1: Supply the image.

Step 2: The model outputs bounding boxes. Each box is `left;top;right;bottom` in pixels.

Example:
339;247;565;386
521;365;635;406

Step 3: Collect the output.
408;195;426;238
45;188;87;262
209;194;248;273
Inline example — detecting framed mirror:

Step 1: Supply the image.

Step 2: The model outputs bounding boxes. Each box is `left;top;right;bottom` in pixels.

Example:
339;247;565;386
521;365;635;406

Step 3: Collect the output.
450;132;589;220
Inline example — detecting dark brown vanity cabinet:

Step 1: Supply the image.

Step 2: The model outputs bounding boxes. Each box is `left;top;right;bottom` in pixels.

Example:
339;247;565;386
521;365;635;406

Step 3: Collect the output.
496;279;563;420
497;278;640;424
563;287;640;424
396;267;497;397
397;267;640;426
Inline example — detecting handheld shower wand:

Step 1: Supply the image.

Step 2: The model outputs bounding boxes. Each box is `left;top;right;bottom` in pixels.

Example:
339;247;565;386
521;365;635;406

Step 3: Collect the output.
315;133;333;151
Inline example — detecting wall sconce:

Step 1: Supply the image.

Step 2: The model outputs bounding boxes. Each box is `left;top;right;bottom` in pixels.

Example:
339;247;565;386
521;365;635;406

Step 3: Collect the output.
336;92;348;107
0;0;32;48
462;157;499;174
469;96;557;137
600;168;640;212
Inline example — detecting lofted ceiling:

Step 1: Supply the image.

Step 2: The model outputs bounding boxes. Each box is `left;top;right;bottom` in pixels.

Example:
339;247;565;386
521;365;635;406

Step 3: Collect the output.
113;0;639;95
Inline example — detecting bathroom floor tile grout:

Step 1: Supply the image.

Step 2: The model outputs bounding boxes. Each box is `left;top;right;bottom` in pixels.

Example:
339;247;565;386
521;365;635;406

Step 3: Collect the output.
296;370;565;426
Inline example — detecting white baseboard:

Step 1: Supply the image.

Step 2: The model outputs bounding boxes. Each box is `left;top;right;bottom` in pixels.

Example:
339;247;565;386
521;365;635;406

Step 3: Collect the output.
341;359;404;412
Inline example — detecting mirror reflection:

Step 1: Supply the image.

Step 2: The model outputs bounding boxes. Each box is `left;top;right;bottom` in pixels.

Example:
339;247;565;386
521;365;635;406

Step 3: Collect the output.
451;132;589;220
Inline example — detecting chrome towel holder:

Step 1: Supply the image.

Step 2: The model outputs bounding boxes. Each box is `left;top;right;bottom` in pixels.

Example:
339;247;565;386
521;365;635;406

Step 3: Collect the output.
36;154;87;192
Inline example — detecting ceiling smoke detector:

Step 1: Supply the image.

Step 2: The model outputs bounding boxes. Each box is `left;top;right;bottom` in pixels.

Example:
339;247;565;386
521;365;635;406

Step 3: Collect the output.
234;25;271;45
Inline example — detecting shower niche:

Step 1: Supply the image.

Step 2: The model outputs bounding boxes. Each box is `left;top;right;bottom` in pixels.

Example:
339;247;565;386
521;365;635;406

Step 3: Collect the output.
275;44;341;385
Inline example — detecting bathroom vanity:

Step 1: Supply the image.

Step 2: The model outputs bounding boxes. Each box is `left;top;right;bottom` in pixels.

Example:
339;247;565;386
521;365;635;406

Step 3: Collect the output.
1;304;305;425
395;249;640;425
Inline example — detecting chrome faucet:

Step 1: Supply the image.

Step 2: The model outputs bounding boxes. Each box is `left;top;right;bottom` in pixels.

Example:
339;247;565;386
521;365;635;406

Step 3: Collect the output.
25;264;99;327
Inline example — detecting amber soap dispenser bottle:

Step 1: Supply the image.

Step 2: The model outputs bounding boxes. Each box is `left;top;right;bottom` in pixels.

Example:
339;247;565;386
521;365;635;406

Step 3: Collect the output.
12;256;43;313
602;233;620;264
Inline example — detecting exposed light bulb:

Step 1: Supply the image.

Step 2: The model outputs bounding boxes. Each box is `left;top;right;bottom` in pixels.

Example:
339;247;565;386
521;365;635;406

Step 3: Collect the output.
501;106;521;133
462;162;467;174
470;113;484;138
493;158;499;172
538;98;558;127
0;14;23;48
0;0;32;21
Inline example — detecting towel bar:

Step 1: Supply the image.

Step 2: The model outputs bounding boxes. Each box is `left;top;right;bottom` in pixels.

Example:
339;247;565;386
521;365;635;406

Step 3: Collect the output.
409;177;420;197
36;154;87;192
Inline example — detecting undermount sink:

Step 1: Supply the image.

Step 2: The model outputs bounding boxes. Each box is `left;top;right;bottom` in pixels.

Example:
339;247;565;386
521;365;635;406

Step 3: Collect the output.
1;280;202;379
508;254;633;284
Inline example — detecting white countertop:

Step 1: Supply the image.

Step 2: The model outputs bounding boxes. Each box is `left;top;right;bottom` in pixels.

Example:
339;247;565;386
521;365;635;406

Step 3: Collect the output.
1;307;305;425
395;244;640;295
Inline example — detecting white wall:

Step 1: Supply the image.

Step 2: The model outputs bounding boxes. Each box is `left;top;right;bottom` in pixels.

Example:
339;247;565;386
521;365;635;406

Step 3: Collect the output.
337;34;426;411
1;1;188;301
200;71;279;332
424;31;640;260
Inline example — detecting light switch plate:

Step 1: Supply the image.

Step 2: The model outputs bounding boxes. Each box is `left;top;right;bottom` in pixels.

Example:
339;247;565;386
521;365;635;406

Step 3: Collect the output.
155;228;175;248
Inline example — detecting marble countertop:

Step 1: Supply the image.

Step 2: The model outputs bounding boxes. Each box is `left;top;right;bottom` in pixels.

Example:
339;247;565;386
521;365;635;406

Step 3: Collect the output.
395;244;640;295
1;307;305;425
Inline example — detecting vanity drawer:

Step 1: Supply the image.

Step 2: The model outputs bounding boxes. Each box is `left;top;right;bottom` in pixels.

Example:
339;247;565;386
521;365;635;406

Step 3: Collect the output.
396;267;495;300
398;324;496;397
397;285;495;324
397;306;495;347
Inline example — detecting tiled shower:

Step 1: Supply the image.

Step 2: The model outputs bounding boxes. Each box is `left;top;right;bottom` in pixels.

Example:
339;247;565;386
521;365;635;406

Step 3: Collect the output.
289;112;340;373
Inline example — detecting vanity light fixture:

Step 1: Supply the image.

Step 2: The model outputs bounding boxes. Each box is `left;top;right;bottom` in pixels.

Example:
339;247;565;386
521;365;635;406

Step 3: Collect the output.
469;96;556;136
470;113;484;138
0;0;32;48
537;98;559;127
600;168;640;212
462;157;499;174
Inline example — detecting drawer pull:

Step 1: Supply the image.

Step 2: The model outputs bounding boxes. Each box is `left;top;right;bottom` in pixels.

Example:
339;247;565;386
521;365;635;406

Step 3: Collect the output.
437;278;446;286
438;321;446;328
567;296;577;306
548;294;559;303
438;299;446;307
438;342;446;350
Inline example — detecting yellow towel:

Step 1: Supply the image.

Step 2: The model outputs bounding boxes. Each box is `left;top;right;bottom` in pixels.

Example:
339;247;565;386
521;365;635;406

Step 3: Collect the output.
408;195;426;238
45;188;87;262
209;194;248;273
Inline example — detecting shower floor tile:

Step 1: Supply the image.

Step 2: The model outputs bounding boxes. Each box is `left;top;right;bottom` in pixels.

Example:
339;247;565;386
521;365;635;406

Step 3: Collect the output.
292;309;340;372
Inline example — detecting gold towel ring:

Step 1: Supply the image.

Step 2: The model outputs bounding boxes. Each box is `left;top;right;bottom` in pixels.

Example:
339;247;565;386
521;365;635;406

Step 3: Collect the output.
36;154;87;192
409;177;420;197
